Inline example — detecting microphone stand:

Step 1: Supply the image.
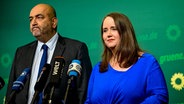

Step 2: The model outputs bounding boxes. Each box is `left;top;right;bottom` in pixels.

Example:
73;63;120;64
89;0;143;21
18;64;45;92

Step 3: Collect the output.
64;76;74;103
6;91;16;104
31;91;39;104
48;85;55;104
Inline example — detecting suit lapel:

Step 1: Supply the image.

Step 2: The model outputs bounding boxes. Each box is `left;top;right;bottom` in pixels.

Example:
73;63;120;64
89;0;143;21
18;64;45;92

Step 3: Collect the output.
26;41;38;68
23;41;37;102
50;35;65;65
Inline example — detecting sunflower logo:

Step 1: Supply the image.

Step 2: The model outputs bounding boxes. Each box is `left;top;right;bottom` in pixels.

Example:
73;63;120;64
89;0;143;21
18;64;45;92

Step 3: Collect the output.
166;25;181;41
171;72;184;91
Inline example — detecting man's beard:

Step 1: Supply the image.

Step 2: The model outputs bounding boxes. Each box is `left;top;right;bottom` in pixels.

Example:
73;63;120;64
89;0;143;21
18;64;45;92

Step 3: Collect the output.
32;28;43;37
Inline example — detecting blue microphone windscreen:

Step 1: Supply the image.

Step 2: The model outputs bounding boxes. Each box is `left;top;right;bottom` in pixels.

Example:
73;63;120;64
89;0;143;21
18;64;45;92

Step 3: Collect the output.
69;70;78;77
12;68;31;91
72;60;81;64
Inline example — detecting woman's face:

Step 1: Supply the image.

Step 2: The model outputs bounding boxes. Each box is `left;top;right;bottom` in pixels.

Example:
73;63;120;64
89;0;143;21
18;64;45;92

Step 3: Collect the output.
102;16;121;50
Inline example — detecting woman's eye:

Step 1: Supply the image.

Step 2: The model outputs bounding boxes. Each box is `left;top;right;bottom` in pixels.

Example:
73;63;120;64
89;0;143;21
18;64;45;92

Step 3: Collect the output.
111;27;117;30
103;29;107;33
112;28;117;30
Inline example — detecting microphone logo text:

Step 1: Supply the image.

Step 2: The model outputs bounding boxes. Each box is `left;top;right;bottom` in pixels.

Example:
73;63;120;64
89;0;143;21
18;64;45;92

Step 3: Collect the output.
52;61;60;75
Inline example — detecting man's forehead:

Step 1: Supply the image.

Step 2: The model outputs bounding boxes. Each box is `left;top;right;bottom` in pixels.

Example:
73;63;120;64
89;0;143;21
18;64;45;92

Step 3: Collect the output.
30;5;50;16
30;8;48;16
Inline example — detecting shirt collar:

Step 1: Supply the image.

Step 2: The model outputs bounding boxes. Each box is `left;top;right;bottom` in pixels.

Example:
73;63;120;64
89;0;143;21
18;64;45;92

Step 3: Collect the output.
37;33;59;51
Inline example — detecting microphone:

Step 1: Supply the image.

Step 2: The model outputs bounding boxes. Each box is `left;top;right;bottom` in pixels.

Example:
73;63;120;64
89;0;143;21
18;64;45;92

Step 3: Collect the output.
6;68;31;104
64;59;82;103
31;64;51;104
43;56;65;104
67;60;81;77
49;56;65;86
34;64;51;92
12;68;31;91
0;76;5;90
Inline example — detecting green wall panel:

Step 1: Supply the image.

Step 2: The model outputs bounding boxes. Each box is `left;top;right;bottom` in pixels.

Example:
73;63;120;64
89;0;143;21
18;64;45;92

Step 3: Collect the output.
0;0;183;103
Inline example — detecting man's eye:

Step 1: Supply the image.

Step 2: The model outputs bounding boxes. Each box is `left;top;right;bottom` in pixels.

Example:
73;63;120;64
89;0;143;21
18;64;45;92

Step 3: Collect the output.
37;16;44;19
29;18;32;22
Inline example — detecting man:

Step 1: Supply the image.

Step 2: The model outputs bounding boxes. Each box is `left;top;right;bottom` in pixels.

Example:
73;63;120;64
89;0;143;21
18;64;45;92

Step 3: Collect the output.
6;3;92;104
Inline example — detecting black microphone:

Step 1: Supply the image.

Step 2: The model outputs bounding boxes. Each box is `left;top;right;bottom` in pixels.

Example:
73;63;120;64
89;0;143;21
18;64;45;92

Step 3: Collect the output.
0;76;5;90
43;56;65;104
6;68;31;104
49;56;65;86
31;64;51;104
64;59;82;103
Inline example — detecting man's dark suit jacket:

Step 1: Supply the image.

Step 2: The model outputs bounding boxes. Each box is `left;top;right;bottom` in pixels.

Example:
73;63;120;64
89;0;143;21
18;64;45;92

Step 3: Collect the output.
6;35;92;104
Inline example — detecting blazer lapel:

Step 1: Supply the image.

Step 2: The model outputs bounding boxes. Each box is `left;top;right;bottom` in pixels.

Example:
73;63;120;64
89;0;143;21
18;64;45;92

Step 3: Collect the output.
26;41;38;68
50;35;66;65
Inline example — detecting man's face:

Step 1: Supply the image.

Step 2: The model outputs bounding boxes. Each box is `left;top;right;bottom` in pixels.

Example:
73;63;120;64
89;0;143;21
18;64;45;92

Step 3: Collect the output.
29;5;53;42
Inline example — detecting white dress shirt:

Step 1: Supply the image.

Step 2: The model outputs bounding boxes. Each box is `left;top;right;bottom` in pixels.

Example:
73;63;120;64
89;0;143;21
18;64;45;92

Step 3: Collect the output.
27;33;59;104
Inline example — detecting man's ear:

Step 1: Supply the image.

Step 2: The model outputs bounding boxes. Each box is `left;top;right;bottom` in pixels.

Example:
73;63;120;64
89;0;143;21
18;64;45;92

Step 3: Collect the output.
52;17;58;28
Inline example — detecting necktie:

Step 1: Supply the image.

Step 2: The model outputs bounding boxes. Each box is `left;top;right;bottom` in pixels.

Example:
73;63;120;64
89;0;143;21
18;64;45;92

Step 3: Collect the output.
38;44;48;104
38;44;48;76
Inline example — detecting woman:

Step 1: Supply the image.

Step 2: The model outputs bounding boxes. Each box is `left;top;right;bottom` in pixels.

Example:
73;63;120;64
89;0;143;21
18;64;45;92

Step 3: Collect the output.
85;12;168;104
